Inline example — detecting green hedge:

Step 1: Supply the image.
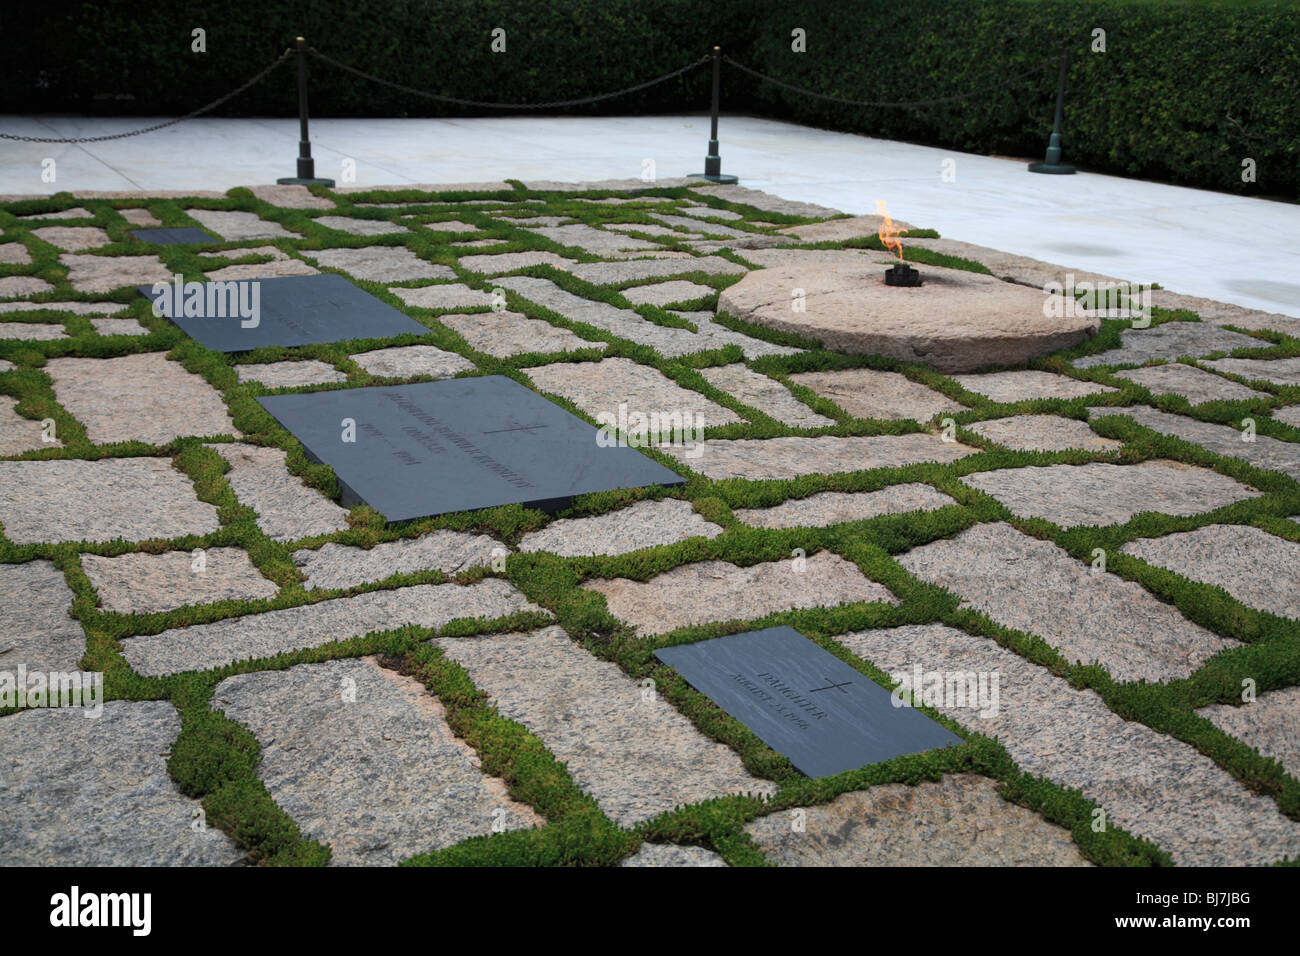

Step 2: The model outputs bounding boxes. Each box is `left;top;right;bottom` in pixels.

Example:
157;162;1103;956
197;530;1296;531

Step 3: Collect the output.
4;0;1296;197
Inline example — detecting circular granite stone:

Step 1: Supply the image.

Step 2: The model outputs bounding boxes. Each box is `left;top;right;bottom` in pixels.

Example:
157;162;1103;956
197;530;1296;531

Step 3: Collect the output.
718;260;1098;373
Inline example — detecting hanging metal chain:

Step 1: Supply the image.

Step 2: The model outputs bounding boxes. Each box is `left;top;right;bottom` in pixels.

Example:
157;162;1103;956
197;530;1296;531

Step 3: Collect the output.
0;48;294;143
722;53;1064;109
307;46;711;110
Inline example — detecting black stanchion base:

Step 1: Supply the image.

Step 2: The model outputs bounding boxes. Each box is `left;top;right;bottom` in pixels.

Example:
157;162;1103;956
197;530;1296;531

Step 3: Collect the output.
276;176;337;186
688;173;739;184
1026;162;1076;175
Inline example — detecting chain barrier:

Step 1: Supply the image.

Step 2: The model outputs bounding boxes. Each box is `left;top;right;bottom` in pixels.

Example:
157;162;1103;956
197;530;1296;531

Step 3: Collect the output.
0;49;294;143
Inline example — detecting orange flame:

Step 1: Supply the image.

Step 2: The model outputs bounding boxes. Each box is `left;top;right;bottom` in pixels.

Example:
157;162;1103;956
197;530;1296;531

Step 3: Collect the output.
875;199;904;261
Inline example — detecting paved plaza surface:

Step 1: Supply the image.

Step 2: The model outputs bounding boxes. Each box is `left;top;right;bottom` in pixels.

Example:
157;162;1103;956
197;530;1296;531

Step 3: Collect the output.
2;176;1299;866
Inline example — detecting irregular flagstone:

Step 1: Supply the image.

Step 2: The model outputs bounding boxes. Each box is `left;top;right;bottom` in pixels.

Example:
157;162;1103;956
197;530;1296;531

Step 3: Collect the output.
90;317;149;336
966;414;1123;452
18;207;92;220
897;522;1234;682
837;623;1300;865
0;701;245;866
0;559;84;671
0;300;127;315
668;310;803;360
532;223;660;253
0;276;54;297
1144;289;1300;336
122;577;545;676
0;243;31;264
82;547;277;615
0;395;57;455
1197;687;1300;780
204;257;317;281
47;352;237;445
961;459;1260;528
663;433;978;481
0;458;220;544
1099;405;1300;482
902;237;1120;290
1204;356;1300;387
60;252;170;293
313;216;408;236
187;209;297;241
234;360;346;388
950;370;1117;402
504;215;570;227
678;205;745;221
293;529;505;591
350;344;475;379
306;246;453;282
651;214;752;239
620;844;729;867
584;550;896;636
419;220;480;233
209;442;349;541
1114;363;1269;404
1121;524;1300;619
733;483;959;529
738;247;894;270
247;183;334;209
790;368;964;421
622;280;715;306
391;283;495;310
439;310;601;357
700;364;834;427
604;222;683;238
0;359;13;372
119;207;162;227
564;256;745;285
1275;406;1300;428
456;238;508;247
518;499;723;557
1074;323;1265;368
0;320;66;340
457;251;576;274
30;226;111;251
526;357;743;426
435;625;775;826
213;657;542;865
692;184;842;217
747;774;1090;866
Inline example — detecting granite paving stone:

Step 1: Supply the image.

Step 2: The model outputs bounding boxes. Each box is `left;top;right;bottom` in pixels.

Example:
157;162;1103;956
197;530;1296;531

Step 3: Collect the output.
692;184;842;217
1204;356;1300;387
564;256;745;285
1074;323;1266;368
966;414;1123;452
293;530;505;590
0;243;31;264
0;395;55;455
349;344;475;379
733;484;959;529
583;550;897;636
305;246;454;282
746;774;1090;866
0;701;246;866
30;226;111;251
532;223;660;254
621;280;715;306
0;276;54;297
0;300;127;315
664;434;978;480
791;368;965;421
667;311;804;359
82;547;278;615
951;370;1117;403
391;283;495;310
47;352;237;445
60;253;170;293
18;207;92;220
837;624;1300;865
620;844;729;866
435;625;776;827
678;205;745;221
896;522;1234;682
247;184;334;209
0;321;66;340
700;364;834;427
1197;687;1300;780
961;459;1261;527
313;216;409;237
0;458;220;544
457;251;576;274
213;657;542;865
1099;405;1300;482
1274;406;1300;428
526;357;743;426
234;360;347;388
517;499;723;557
122;578;544;676
438;310;600;357
90;317;149;336
209;442;349;541
187;209;297;241
119;208;162;227
1114;363;1269;404
0;559;84;671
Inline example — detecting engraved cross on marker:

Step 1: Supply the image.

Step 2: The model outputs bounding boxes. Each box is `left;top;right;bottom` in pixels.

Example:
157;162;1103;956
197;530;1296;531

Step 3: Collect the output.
809;677;853;694
480;419;551;435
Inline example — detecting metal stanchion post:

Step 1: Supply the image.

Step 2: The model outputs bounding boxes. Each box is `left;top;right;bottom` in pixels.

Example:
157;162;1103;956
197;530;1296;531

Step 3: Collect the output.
1028;51;1076;174
690;46;738;184
277;36;336;186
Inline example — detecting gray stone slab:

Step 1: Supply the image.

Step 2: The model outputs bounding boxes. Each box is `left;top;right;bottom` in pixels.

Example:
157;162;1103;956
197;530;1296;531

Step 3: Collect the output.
210;442;349;541
349;344;475;379
518;498;722;557
436;625;776;827
699;364;833;428
1074;323;1266;368
0;395;56;455
234;360;346;388
622;280;715;306
1275;405;1300;428
962;459;1261;527
532;223;660;254
620;844;728;866
526;357;743;426
0;458;220;544
193;253;318;281
0;701;245;866
652;213;752;239
439;311;601;358
140;273;429;352
0;560;84;671
663;434;978;481
1114;363;1270;404
564;256;745;285
129;227;217;245
391;283;495;310
837;623;1300;865
119;208;162;227
213;657;541;865
293;529;505;590
950;370;1117;403
257;377;686;522
90;317;149;336
692;184;843;217
305;246;454;282
457;251;576;274
678;205;745;221
585;550;896;637
1121;524;1300;619
187;209;296;241
0;243;31;264
657;626;959;777
0;320;67;340
734;484;958;529
3;274;66;297
47;352;237;445
1204;356;1300;387
248;184;334;210
1198;687;1300;781
31;225;112;251
898;521;1235;682
746;774;1090;866
1099;405;1300;482
18;206;92;220
791;368;965;421
122;577;544;676
0;300;126;315
82;547;277;615
966;414;1123;452
313;216;409;236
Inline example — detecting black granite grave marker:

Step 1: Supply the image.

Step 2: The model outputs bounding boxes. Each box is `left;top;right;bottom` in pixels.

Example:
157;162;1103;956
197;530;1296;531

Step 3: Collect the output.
655;626;962;777
137;273;428;352
257;375;686;521
128;227;218;245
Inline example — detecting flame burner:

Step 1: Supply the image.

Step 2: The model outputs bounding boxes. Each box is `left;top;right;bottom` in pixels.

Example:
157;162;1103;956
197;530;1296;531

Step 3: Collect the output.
884;263;923;287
